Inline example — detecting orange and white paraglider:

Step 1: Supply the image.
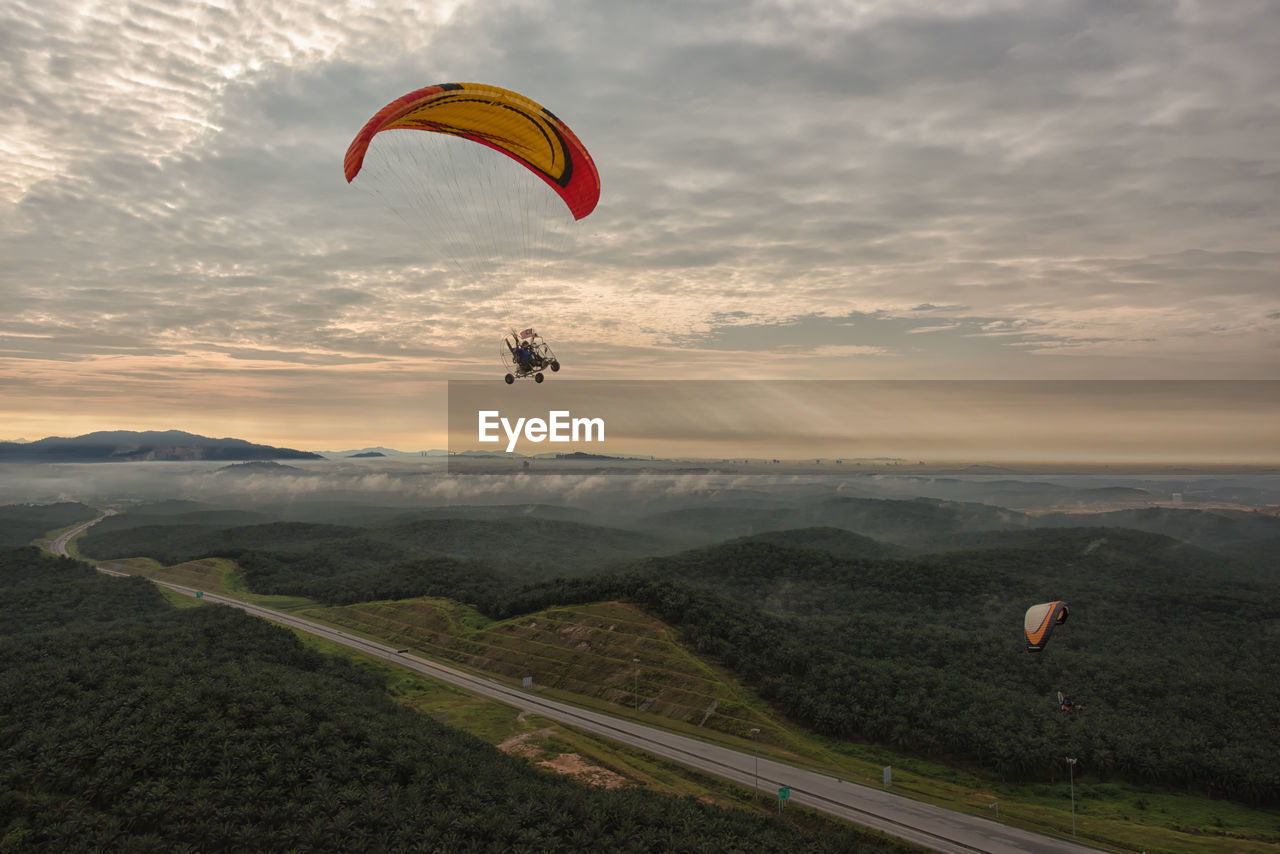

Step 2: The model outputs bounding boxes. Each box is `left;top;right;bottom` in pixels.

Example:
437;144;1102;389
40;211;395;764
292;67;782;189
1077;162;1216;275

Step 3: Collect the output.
1024;600;1069;652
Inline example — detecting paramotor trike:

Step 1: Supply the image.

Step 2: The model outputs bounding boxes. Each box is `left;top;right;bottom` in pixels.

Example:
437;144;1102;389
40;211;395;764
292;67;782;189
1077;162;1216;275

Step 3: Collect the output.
502;328;561;384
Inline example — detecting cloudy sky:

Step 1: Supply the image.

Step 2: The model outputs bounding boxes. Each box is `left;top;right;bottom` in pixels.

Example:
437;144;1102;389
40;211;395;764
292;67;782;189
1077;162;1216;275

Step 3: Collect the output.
2;0;1277;451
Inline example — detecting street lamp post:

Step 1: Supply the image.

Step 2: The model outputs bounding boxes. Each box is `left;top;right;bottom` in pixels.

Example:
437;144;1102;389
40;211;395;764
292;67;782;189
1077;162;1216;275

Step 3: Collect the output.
633;658;640;714
1066;757;1077;837
750;728;761;798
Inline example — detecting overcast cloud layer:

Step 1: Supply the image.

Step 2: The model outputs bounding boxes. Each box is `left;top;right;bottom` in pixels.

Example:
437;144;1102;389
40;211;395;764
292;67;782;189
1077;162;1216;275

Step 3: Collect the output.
2;0;1277;448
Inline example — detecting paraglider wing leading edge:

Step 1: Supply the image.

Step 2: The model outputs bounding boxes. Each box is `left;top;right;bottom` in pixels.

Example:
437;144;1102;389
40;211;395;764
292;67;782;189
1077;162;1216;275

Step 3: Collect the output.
343;82;600;220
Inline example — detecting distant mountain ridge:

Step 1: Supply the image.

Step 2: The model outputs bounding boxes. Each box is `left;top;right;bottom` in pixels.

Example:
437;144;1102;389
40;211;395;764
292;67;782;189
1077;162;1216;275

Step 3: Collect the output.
0;430;322;463
315;446;429;459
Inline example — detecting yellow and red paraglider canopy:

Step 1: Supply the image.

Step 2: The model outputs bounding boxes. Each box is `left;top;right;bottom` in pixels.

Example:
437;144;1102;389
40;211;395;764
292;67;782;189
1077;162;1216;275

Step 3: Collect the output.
344;82;600;221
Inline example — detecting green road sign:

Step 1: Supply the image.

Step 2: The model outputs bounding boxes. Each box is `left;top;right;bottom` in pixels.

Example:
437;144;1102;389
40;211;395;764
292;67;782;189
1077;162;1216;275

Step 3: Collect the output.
778;785;790;800
195;591;203;599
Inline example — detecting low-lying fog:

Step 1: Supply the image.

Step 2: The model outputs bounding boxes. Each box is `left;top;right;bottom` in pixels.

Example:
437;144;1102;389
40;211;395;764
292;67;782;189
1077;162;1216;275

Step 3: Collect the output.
3;458;1278;520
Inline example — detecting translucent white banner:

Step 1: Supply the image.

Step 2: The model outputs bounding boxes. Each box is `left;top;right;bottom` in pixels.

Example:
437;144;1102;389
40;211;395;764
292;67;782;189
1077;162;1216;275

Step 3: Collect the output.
446;380;1280;473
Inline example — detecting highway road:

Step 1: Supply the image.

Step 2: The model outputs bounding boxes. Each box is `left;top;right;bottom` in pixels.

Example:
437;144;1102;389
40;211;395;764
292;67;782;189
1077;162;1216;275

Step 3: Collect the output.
49;509;115;557
56;513;1103;854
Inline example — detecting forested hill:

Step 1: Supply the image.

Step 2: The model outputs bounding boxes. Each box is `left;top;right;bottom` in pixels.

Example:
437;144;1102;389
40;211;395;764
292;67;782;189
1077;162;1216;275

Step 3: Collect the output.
610;526;1240;614
0;502;98;550
489;530;1280;805
635;495;1031;545
728;527;904;559
1035;506;1280;571
632;494;1280;568
0;547;167;635
0;548;913;853
82;514;676;576
914;526;1259;587
72;501;1280;805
